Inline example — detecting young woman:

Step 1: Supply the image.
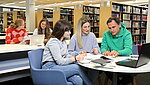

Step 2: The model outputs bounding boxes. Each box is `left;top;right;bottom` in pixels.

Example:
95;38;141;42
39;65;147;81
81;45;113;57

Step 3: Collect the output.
33;19;52;44
68;17;100;54
42;19;92;85
68;17;101;85
5;19;29;44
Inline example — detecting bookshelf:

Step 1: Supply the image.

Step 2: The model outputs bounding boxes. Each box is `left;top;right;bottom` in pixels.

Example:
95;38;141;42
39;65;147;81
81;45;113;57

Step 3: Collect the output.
83;6;100;38
4;11;13;29
0;12;3;32
4;10;26;29
112;3;148;44
60;8;74;36
60;8;73;24
0;8;3;32
43;9;53;28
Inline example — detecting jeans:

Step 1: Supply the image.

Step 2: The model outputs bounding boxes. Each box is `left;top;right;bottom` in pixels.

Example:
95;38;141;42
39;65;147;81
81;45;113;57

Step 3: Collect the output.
42;62;92;85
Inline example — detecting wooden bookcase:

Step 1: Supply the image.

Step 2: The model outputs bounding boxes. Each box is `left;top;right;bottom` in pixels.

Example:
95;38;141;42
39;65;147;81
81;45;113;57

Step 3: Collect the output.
60;8;74;36
3;10;26;29
0;12;3;32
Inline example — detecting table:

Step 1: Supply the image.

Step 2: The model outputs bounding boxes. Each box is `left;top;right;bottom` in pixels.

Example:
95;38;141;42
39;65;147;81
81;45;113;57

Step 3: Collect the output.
78;53;150;85
0;44;44;82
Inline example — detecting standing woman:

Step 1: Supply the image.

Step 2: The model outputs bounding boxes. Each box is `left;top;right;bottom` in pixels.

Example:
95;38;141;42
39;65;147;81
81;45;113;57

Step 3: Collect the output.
33;19;52;44
5;19;29;44
42;19;92;85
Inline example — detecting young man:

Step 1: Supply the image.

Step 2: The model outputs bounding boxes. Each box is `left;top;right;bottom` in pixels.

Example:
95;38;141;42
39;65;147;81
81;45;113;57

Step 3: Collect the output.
101;17;133;85
101;17;132;56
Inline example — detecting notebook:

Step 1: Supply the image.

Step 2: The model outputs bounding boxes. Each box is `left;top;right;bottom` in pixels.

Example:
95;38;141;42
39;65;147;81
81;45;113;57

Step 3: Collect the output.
30;35;45;46
116;43;150;68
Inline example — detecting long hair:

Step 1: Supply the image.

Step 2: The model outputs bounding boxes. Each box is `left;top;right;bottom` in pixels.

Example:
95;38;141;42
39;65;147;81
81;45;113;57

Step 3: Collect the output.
49;19;71;40
38;19;51;39
76;17;89;48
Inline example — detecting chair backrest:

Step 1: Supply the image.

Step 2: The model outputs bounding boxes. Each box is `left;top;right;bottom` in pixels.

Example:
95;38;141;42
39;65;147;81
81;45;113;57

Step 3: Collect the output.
28;49;71;85
132;45;138;55
28;49;43;69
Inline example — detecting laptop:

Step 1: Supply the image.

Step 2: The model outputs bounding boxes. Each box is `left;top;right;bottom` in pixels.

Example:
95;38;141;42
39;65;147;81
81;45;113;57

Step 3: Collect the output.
30;35;45;46
116;43;150;68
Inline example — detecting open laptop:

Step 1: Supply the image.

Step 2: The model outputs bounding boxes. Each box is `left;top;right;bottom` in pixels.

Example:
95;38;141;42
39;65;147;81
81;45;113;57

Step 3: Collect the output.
30;35;45;46
116;43;150;68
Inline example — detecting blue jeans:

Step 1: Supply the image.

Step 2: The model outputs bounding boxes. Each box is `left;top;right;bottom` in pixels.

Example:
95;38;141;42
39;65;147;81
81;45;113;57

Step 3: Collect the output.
42;62;92;85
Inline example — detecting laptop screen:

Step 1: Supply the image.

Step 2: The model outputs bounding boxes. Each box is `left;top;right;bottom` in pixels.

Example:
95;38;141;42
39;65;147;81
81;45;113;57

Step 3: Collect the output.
30;35;45;46
136;43;150;67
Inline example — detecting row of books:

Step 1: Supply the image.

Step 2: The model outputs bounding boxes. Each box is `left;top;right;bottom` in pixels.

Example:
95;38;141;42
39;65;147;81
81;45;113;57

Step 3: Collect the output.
123;6;132;13
132;29;146;35
123;14;130;20
123;21;147;28
112;4;148;15
133;35;146;44
83;6;99;14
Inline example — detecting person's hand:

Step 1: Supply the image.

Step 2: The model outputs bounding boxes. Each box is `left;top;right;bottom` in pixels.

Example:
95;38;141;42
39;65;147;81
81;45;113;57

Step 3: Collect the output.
76;54;85;62
92;48;99;54
109;50;119;56
44;39;48;43
18;37;24;41
79;51;87;56
25;40;30;44
102;51;110;56
79;51;87;54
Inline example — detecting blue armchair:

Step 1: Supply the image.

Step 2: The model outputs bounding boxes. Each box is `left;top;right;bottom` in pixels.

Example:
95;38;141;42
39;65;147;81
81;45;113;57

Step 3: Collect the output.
28;49;72;85
132;45;138;55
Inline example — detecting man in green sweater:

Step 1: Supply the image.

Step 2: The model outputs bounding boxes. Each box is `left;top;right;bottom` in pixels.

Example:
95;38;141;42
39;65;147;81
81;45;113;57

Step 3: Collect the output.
101;17;133;85
101;17;132;56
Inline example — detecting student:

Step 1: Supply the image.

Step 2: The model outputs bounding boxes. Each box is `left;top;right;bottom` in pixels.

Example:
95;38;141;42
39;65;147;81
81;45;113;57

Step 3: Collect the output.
42;19;92;85
33;19;52;44
5;19;29;44
101;17;133;85
68;17;99;54
101;17;132;56
68;17;100;85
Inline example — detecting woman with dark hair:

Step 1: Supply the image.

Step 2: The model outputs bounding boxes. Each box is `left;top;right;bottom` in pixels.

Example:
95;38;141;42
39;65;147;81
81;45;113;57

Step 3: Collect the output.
42;19;92;85
33;19;52;44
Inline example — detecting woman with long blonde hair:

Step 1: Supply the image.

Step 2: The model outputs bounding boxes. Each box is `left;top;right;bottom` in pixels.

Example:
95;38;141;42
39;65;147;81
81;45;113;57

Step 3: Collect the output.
68;17;100;54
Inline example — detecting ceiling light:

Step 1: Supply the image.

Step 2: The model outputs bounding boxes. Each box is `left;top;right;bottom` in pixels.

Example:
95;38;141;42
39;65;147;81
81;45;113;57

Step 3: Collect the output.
19;1;26;4
5;3;15;5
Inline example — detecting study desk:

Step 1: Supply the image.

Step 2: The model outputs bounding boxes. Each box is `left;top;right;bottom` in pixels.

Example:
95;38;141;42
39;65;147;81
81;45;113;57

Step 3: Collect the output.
0;44;44;82
78;54;150;85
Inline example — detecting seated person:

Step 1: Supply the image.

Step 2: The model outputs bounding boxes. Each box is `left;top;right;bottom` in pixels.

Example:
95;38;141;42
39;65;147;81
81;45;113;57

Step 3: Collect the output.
42;19;92;85
5;19;29;44
101;17;133;85
68;17;100;85
33;19;52;44
68;17;100;54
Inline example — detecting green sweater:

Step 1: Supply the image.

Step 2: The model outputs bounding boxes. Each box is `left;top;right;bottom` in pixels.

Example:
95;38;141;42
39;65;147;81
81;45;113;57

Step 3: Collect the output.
100;23;132;56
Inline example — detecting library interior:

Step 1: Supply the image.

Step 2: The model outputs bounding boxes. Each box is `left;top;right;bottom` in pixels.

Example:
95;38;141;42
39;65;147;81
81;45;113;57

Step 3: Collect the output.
0;0;150;85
